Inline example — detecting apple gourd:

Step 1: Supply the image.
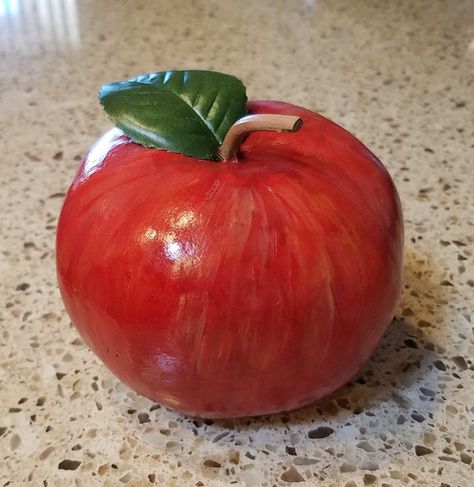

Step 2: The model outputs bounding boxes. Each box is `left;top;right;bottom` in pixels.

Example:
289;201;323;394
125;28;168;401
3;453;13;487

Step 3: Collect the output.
56;70;403;418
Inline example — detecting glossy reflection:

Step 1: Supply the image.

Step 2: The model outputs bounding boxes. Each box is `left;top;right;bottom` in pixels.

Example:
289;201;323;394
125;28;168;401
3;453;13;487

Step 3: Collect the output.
57;101;404;418
82;129;126;180
173;211;196;229
140;227;197;265
0;0;80;53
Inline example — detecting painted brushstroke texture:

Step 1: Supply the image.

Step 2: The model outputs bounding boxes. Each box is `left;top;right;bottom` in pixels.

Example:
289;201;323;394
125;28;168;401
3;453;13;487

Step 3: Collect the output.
57;101;403;417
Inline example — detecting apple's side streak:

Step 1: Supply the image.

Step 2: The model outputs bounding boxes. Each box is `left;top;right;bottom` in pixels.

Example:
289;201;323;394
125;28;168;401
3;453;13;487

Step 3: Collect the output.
56;101;403;417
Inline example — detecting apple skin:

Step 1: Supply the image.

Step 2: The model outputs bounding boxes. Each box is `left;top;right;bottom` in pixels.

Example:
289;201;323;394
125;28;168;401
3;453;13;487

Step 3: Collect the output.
56;101;403;418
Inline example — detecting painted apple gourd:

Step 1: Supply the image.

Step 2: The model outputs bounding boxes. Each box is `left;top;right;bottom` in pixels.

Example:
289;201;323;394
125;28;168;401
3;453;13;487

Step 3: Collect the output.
56;70;403;418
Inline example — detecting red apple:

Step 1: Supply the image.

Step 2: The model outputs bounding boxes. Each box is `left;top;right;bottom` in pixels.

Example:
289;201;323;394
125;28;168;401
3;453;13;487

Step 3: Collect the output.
56;100;403;418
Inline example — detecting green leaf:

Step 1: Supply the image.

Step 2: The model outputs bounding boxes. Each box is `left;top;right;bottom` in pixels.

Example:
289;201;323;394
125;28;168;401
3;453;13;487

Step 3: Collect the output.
99;70;248;161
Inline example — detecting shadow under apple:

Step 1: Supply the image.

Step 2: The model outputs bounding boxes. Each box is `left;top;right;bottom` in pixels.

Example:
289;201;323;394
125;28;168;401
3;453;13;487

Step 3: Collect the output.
128;247;450;483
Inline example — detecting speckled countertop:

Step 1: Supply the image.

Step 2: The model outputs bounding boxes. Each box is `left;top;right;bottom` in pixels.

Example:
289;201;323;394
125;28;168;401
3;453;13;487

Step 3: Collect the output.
1;0;473;486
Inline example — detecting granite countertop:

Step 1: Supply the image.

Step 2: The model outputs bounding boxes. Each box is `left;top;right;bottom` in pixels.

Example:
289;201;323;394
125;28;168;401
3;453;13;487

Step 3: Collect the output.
1;0;473;485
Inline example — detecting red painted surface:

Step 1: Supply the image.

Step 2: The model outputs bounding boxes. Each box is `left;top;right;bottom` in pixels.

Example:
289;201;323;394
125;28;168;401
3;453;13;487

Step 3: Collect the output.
56;101;403;418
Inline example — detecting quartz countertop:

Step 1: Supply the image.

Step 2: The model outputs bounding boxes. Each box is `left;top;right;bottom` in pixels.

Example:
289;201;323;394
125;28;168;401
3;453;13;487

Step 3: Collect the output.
1;1;473;486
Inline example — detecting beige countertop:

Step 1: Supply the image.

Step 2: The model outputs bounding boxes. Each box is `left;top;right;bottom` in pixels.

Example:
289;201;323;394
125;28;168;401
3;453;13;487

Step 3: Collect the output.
1;0;473;485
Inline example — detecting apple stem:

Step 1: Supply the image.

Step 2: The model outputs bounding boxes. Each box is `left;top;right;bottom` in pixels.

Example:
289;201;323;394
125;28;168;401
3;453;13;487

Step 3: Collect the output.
219;114;303;161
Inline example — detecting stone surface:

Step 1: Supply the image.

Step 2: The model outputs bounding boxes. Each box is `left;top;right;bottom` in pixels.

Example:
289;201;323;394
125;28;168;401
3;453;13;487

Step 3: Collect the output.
1;0;473;486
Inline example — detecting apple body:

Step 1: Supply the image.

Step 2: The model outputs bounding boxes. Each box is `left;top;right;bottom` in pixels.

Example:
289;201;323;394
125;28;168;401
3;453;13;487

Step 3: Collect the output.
56;101;403;418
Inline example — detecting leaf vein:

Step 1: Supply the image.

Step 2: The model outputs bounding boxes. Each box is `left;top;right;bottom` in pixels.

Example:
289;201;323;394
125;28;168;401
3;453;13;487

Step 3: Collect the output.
134;80;220;145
